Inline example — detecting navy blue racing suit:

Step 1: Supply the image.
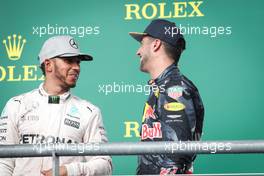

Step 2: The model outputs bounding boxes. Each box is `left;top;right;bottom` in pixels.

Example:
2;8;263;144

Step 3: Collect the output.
137;63;204;175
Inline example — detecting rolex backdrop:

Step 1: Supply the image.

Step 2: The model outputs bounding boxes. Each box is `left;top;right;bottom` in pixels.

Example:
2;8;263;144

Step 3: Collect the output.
1;0;264;175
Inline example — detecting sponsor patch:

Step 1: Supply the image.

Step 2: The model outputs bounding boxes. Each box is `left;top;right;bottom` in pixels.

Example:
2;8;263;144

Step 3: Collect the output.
67;106;81;119
167;115;182;119
142;103;156;122
165;119;183;123
21;115;39;121
20;134;76;144
0;122;7;126
167;86;184;100
164;102;185;111
165;115;183;123
0;135;6;141
141;122;162;140
48;96;60;104
64;118;80;129
0;129;7;133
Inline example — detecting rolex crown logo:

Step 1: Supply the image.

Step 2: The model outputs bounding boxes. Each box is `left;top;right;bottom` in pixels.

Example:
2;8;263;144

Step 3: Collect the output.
3;34;26;60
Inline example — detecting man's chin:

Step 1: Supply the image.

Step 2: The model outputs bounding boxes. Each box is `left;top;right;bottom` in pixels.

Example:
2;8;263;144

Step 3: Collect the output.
70;82;77;88
140;66;148;73
67;82;77;88
70;84;76;88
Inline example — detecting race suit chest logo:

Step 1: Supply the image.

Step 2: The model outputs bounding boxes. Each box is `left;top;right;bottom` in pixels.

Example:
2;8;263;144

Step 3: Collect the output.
167;86;184;100
0;129;7;133
66;105;81;119
21;134;77;144
21;114;39;121
142;103;157;122
0;136;6;141
0;122;7;127
64;118;80;129
164;102;185;111
48;95;60;104
141;122;162;140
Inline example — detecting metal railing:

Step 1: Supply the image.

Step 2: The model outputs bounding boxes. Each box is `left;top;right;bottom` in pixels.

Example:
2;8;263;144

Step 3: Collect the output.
1;140;264;175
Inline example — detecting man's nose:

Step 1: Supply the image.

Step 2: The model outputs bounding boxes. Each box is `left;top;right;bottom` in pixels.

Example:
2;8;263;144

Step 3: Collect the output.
136;48;141;56
72;62;80;70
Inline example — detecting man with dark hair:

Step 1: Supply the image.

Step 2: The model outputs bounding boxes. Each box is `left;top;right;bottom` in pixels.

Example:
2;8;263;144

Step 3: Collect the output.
129;19;204;175
0;35;112;176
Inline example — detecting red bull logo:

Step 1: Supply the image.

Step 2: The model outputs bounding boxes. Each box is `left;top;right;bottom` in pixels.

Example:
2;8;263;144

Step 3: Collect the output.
141;122;162;140
142;103;156;122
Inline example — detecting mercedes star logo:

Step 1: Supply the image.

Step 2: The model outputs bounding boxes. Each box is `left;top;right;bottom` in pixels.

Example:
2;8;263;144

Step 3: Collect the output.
69;38;78;49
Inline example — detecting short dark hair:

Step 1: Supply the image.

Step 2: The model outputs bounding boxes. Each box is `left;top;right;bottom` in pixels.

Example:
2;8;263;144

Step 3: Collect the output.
40;63;46;76
162;38;185;64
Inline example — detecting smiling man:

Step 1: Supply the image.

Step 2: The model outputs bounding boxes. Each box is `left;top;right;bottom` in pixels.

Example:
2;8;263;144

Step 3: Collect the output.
129;19;204;175
0;36;112;176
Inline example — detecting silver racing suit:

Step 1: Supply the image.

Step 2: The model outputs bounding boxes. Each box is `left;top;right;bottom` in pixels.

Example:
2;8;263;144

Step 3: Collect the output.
0;83;112;176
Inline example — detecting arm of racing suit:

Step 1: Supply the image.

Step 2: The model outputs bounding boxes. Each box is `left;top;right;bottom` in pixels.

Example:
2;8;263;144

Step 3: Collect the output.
65;107;112;176
0;98;20;175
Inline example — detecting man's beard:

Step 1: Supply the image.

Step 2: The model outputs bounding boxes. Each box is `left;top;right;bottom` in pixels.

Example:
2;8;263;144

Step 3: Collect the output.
54;66;77;90
56;73;76;90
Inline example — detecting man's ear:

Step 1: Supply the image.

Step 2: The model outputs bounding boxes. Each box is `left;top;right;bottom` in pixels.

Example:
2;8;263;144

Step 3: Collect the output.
44;59;53;73
152;39;162;52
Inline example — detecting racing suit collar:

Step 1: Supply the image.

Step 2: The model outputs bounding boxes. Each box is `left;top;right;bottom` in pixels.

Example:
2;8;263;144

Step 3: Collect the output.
149;63;181;85
38;83;71;103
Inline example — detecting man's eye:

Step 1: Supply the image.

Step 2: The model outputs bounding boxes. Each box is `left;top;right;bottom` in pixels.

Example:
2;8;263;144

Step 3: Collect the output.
69;59;81;65
64;59;72;63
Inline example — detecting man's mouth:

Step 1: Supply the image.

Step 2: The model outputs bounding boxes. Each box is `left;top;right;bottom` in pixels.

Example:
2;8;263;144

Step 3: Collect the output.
68;73;79;80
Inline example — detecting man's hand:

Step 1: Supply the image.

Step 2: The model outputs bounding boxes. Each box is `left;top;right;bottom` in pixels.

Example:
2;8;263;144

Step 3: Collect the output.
41;165;68;176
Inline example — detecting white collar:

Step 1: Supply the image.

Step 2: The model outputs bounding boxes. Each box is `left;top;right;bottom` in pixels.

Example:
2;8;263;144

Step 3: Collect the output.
38;83;71;103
